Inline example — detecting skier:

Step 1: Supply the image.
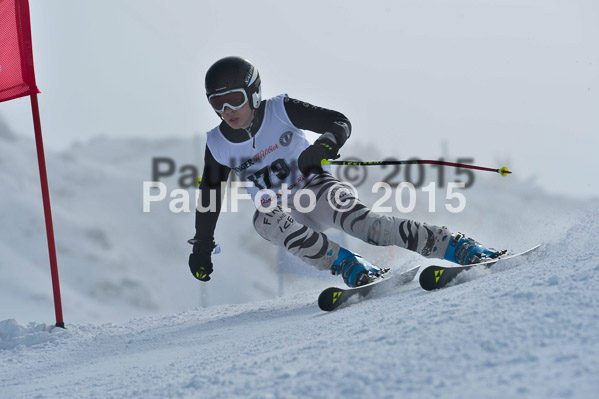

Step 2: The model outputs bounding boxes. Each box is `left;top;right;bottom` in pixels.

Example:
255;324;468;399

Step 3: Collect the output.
188;56;500;287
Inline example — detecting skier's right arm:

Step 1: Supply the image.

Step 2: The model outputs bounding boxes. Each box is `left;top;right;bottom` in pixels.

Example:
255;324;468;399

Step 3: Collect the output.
188;145;230;282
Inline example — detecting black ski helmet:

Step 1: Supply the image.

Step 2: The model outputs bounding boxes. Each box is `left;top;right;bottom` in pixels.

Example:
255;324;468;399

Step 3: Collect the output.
205;56;262;110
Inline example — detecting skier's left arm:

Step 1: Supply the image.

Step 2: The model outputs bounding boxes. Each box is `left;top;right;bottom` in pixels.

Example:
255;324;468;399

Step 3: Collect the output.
283;97;352;175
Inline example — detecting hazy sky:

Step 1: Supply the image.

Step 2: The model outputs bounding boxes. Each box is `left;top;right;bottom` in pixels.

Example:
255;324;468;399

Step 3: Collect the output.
1;0;598;198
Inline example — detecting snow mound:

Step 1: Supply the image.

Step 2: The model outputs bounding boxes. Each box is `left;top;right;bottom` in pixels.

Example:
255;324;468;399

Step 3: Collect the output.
546;208;599;268
0;319;64;350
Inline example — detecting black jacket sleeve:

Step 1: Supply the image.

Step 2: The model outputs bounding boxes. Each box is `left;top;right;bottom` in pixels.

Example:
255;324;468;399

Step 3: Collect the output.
283;97;352;149
193;145;230;240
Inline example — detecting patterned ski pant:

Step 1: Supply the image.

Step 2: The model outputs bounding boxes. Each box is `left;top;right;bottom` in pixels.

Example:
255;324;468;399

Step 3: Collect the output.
253;173;454;271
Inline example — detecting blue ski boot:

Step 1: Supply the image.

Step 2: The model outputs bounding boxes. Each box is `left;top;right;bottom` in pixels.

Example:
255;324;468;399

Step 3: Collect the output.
443;233;503;265
330;247;386;287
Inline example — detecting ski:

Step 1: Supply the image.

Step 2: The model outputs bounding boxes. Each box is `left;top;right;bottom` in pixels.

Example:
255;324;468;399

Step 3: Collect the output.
318;265;420;311
418;244;541;291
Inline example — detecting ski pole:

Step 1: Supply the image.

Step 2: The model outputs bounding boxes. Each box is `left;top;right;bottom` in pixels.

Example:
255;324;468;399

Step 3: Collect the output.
321;159;512;176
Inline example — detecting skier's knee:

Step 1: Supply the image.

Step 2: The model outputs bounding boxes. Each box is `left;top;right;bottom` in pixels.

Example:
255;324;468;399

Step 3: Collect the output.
253;207;293;242
253;210;273;241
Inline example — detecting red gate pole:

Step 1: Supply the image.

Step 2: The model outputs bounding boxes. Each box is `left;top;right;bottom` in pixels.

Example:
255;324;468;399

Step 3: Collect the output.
30;92;64;328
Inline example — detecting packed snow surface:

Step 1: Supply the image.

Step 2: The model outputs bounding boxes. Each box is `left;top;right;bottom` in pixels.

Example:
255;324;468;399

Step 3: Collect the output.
1;132;598;398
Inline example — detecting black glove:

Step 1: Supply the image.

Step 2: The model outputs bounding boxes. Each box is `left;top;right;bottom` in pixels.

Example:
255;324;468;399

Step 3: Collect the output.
188;239;216;282
297;139;339;175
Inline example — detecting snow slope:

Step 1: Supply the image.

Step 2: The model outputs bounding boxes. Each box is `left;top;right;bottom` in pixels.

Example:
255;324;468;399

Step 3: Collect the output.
1;123;599;398
1;218;598;398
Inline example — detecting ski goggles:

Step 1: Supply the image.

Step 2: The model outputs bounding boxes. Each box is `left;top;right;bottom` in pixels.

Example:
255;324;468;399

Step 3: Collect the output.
208;89;249;113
